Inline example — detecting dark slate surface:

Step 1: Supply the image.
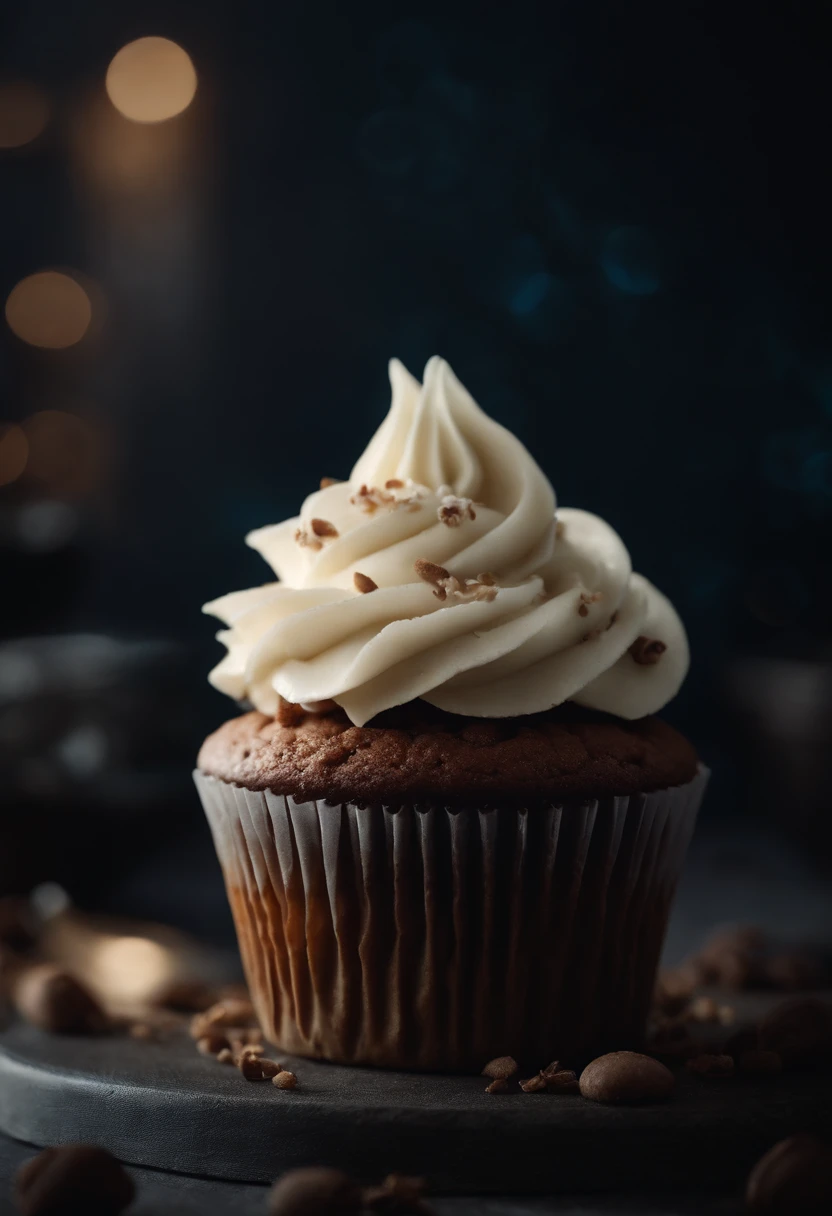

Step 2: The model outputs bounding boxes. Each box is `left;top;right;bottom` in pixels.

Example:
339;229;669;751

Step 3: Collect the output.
1;1012;830;1193
0;1135;743;1216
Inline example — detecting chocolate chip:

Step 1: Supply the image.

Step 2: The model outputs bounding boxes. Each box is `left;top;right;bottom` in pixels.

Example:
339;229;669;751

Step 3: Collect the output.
268;1167;361;1216
746;1134;832;1214
272;1070;298;1089
543;1069;580;1094
686;1053;735;1077
259;1058;283;1079
739;1050;783;1075
481;1055;518;1080
759;999;832;1067
580;1052;675;1104
13;965;108;1034
484;1078;509;1094
14;1145;135;1216
519;1073;547;1093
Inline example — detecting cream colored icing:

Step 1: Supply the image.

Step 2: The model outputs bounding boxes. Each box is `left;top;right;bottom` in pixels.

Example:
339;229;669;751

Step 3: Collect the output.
205;356;689;725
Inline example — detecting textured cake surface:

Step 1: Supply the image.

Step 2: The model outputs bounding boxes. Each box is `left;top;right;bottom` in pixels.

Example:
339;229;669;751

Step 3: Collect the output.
197;702;698;804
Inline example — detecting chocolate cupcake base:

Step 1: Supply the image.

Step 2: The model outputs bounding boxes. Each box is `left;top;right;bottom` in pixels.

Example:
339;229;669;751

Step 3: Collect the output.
195;767;707;1071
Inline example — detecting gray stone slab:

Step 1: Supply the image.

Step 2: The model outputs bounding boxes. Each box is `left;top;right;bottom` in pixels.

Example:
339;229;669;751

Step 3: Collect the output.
1;1020;829;1194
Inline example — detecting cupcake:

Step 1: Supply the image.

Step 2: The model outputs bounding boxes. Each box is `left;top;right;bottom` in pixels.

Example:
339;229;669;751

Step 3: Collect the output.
195;356;706;1071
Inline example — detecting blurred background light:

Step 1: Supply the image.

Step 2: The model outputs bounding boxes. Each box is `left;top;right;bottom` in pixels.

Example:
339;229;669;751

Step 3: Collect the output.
600;225;661;295
0;81;50;149
5;271;92;349
14;500;79;552
105;37;197;124
0;423;29;486
22;410;102;498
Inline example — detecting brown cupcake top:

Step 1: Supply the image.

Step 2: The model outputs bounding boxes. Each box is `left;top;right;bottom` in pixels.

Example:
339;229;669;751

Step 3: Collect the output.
197;701;698;805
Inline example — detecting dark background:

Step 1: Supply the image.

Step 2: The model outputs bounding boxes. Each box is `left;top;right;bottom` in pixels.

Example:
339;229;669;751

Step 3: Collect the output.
2;0;831;937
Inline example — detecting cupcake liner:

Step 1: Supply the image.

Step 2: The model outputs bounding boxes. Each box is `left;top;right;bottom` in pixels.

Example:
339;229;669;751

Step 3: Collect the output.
194;767;707;1071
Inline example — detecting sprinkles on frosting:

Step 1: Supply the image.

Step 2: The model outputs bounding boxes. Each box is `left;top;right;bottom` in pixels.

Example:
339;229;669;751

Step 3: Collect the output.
437;493;476;527
349;482;424;515
294;518;339;551
414;559;498;603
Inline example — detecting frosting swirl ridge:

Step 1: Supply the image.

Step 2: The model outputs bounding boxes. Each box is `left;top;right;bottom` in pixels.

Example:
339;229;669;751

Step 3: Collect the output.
205;357;688;725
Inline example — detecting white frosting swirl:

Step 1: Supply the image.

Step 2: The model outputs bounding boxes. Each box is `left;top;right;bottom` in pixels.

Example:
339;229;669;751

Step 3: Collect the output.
205;357;689;725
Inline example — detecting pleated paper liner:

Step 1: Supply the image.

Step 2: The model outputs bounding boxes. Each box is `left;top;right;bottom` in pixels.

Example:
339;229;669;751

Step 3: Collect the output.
195;767;707;1072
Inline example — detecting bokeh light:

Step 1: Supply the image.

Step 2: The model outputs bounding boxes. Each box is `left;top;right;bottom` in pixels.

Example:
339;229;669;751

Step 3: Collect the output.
0;423;29;486
0;82;50;148
23;410;101;497
5;272;92;349
105;37;197;124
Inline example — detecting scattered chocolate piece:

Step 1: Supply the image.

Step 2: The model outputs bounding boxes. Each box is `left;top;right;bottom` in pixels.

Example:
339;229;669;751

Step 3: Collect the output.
14;1145;134;1216
629;636;667;665
154;979;218;1013
268;1167;361;1216
481;1055;518;1080
239;1053;270;1081
540;1060;562;1079
197;1033;231;1057
320;477;340;489
519;1073;547;1093
739;1050;783;1075
543;1069;580;1094
686;1053;735;1078
353;572;378;594
580;1052;675;1104
189;996;257;1039
13;964;108;1035
260;1058;283;1079
745;1134;832;1214
363;1173;430;1213
272;1070;298;1089
484;1078;509;1094
759;999;832;1067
